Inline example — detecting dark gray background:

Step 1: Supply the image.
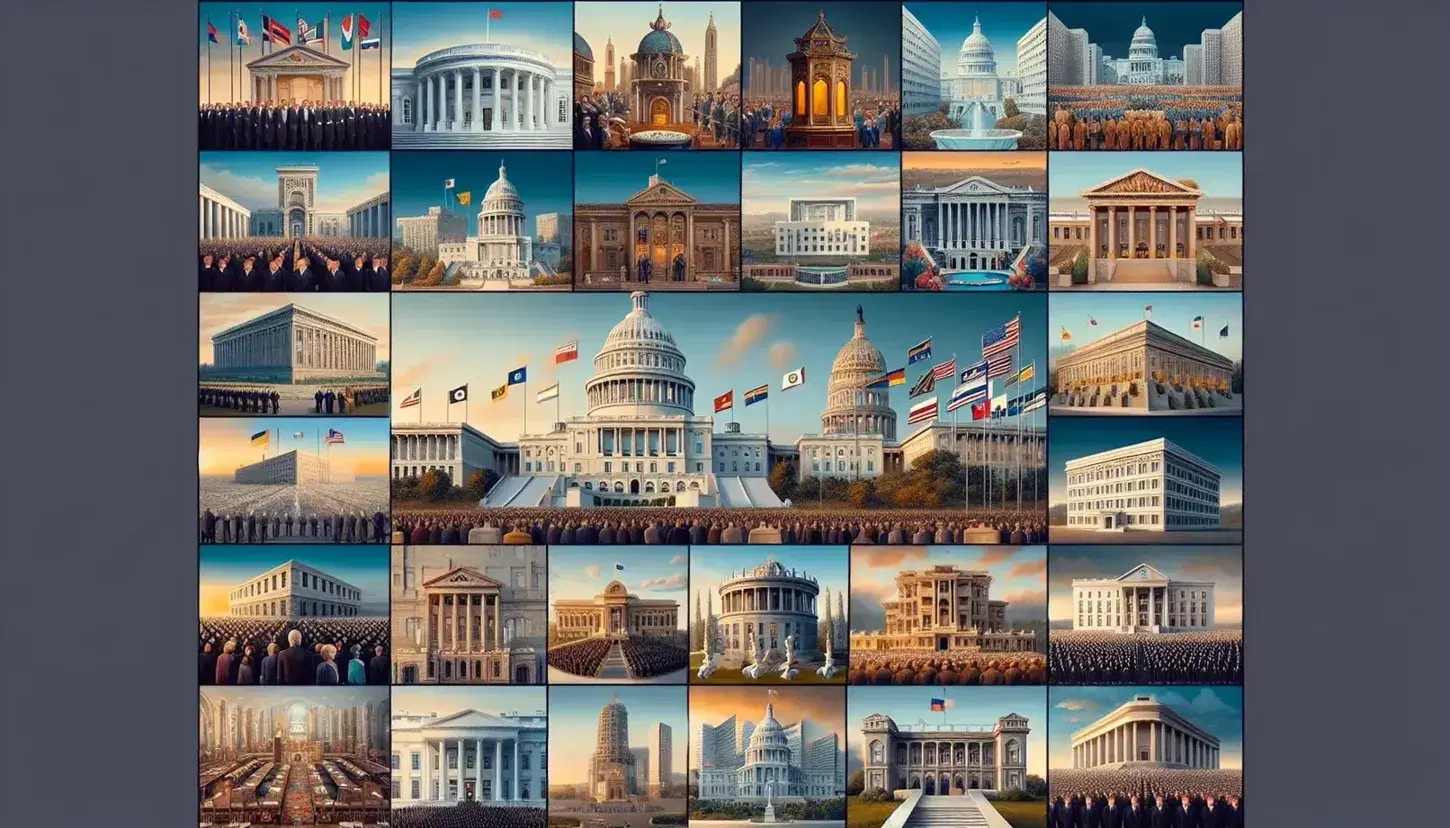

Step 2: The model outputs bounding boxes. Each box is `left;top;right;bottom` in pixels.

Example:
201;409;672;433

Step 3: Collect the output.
4;0;1446;824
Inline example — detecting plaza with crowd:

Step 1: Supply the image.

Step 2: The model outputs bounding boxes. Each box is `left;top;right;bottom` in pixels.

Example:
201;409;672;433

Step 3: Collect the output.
1049;630;1243;685
847;653;1047;686
199;99;390;150
199;238;390;293
390;507;1046;546
547;637;613;677
619;636;690;678
199;617;390;686
199;508;391;543
1048;774;1244;827
739;96;900;149
391;802;548;828
1046;88;1244;151
573;91;741;149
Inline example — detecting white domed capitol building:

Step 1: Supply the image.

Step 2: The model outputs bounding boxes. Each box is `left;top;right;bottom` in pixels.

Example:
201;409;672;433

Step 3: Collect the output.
437;161;535;287
947;16;1017;124
695;702;845;802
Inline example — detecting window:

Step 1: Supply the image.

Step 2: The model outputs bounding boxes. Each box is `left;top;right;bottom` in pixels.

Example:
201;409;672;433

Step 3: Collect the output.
411;780;420;799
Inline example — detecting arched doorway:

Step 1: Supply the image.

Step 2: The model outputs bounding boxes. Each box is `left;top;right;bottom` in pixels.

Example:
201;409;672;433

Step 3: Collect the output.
629;479;640;494
515;664;530;683
286;207;306;237
923;777;936;796
650;97;671;126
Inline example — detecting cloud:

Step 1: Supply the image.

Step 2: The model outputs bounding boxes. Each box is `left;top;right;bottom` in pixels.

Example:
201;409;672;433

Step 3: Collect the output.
1003;588;1046;607
1008;558;1047;580
640;573;689;591
854;546;929;569
766;341;799;371
584;564;601;579
715;314;774;369
199;164;277;211
1160;688;1236;719
1055;698;1100;712
669;554;686;566
973;547;1018;567
392;347;464;392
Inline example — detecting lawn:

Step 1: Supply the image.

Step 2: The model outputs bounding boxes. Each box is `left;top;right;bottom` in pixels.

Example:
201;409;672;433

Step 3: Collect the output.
990;799;1047;828
689;652;847;684
844;799;1044;828
846;800;900;828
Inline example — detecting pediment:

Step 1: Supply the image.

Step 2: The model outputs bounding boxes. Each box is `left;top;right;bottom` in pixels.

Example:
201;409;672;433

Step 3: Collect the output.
940;176;1016;196
626;181;698;206
247;44;351;70
1117;563;1170;582
425;709;517;730
1083;169;1203;197
423;566;503;589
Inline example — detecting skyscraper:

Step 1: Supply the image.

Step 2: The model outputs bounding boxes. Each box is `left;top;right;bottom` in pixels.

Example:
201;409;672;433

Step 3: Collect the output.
651;722;674;791
705;13;719;92
605;36;617;91
589;693;636;801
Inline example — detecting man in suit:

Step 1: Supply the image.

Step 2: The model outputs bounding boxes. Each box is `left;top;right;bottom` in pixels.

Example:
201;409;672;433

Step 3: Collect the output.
1124;796;1147;828
368;645;389;684
262;257;286;291
1146;796;1170;828
1202;795;1227;828
278;629;312;685
1102;795;1123;828
288;255;315;291
1050;797;1073;828
1223;796;1242;828
199;641;217;684
298;99;313;148
1176;795;1198;828
286;98;301;149
368;256;389;292
344;100;358;149
260;643;279;685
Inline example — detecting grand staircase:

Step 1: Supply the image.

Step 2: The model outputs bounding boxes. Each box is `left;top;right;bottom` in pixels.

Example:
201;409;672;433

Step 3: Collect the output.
904;792;1011;828
595;643;631;679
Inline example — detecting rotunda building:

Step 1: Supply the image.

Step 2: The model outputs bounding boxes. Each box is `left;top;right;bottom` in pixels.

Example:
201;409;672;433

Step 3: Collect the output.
392;43;562;136
585;291;697;418
715;559;821;660
469;161;532;281
820;306;897;440
948;16;1009;123
630;7;690;125
738;703;798;797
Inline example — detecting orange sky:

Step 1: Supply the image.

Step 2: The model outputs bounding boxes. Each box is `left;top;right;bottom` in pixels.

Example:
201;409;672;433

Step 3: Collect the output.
903;151;1047;173
690;686;846;744
198;420;389;477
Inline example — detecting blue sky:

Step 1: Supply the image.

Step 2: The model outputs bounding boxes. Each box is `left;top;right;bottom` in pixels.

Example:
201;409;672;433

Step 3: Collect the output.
1047;546;1242;628
744;1;900;88
549;685;689;783
1048;686;1243;769
390;293;1046;444
1049;152;1242;209
904;2;1045;79
199;151;390;214
846;686;1047;778
199;417;391;477
393;686;547;718
549;546;689;629
1048;418;1243;505
690;546;849;627
392;2;573;68
391;151;572;236
743;153;900;216
850;545;1046;630
575;1;742;86
1047;2;1242;61
1049;293;1241;368
199;3;391;105
576;154;741;204
199;545;390;614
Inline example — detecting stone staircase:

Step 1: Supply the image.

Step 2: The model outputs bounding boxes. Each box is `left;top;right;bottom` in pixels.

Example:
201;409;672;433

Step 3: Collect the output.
904;792;1010;828
1108;259;1176;284
596;643;632;679
391;130;570;149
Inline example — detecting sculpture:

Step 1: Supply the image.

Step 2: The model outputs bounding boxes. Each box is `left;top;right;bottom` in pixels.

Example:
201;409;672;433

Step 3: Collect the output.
779;633;799;680
815;631;838;680
741;630;769;679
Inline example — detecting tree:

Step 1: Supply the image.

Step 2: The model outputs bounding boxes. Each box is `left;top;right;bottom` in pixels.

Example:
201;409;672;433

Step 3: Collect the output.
1001;97;1020;119
767;459;797;500
846;769;865;796
419;468;453;501
1024;774;1047;797
847;478;874;508
466;468;499;500
1231;360;1244;394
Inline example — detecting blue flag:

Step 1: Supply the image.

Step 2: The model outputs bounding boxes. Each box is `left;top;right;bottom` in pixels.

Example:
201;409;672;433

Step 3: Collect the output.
507;367;527;385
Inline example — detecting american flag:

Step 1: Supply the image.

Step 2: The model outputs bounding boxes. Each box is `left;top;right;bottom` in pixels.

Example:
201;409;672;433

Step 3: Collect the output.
325;429;345;445
986;352;1014;380
930;358;956;381
981;316;1020;359
399;388;422;408
906;397;938;425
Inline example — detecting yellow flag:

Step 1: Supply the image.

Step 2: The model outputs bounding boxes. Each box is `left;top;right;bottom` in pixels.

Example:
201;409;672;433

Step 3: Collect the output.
456;191;472;206
490;384;508;402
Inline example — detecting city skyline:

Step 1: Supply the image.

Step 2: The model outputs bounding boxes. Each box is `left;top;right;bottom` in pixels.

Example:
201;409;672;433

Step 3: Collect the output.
391;151;573;238
549;547;689;630
200;685;389;709
199;294;391;365
743;153;901;217
392;2;574;69
904;1;1042;79
575;153;741;205
1048;686;1243;770
199;151;390;215
1048;418;1244;506
1048;546;1243;628
199;545;390;615
199;416;391;477
389;293;1046;445
1048;2;1243;61
850;545;1046;632
548;685;688;784
1050;293;1242;367
575;2;742;91
691;546;850;633
846;685;1047;778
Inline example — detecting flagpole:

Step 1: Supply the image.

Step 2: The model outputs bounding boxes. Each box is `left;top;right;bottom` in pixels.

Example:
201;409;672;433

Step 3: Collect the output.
377;9;384;104
1014;316;1022;513
207;20;213;104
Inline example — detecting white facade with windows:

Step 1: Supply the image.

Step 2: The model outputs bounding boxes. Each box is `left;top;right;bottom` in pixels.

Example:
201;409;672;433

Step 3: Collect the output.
775;198;870;257
226;560;363;618
695;703;844;802
391;708;547;805
391;422;519;483
391;45;570;148
1063;438;1221;531
1015;17;1047;115
861;712;1030;794
900;7;942;116
1069;695;1220;770
1071;563;1216;633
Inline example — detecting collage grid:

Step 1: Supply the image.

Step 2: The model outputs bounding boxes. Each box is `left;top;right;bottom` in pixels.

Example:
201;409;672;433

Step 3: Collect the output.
196;3;1245;827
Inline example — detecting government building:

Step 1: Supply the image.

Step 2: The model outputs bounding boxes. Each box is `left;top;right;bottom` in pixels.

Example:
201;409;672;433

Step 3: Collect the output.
234;450;344;485
397;206;468;256
849;564;1038;654
629;6;691;125
711;559;823;660
210;303;382;383
1052;319;1235;412
774;198;870;258
695;702;844;802
391;422;521;483
899;7;941;117
391;707;548;803
903;175;1047;271
205;165;390;239
947;16;1018;124
574;175;740;288
435;161;537;286
391;43;570;148
1070;563;1216;633
390;545;547;684
860;711;1030;794
224;560;363;618
1063;438;1221;531
552;580;681;643
1069;695;1220;770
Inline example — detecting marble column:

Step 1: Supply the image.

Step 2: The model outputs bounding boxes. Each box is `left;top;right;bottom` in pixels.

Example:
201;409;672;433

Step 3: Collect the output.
423;75;433;131
1108;206;1117;259
472;68;483;131
422;737;432;800
513;739;519;800
453;69;464;131
522;73;533;131
1169;207;1178;258
494;740;503;800
512;73;522;131
477;738;485;797
492;68;503;130
435;74;446;131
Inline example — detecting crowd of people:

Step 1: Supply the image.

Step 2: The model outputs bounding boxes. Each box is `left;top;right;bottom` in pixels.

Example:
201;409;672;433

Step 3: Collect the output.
199;617;390;686
198;384;388;415
1047;101;1243;151
199;508;391;543
1049;631;1244;685
199;239;390;293
199;100;391;150
739;97;900;149
390;508;1047;546
573;91;741;149
847;653;1047;685
392;802;547;828
1048;787;1244;827
619;636;689;678
547;637;613;677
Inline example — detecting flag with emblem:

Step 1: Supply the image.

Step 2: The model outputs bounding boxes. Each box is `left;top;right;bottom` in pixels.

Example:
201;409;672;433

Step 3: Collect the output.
449;385;469;404
745;385;768;406
907;338;933;365
456;191;472;206
713;391;733;413
491;384;508;402
507;366;527;385
959;359;988;385
781;367;806;391
947;374;989;413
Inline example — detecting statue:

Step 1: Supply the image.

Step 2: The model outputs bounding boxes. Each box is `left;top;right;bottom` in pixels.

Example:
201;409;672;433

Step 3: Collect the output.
779;634;799;679
762;779;778;823
741;630;769;679
816;631;838;680
698;636;722;679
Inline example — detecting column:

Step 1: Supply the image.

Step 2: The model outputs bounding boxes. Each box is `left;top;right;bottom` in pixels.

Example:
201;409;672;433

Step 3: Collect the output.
422;74;432;131
1088;207;1098;258
491;68;503;131
453;69;464;131
542;78;552;129
512;73;522;130
937;202;943;247
466;593;473;656
477;738;485;797
1187;208;1197;259
513;738;519;800
521;73;532;131
1169;206;1178;258
494;740;503;801
494;594;501;651
1149;206;1158;258
422;737;432;800
435;74;446;131
1127;205;1137;256
472;67;483;131
1108;206;1117;258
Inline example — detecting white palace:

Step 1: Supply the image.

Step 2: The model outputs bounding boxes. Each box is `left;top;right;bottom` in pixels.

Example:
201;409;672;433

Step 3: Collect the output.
903;175;1047;272
436;161;538;287
391;707;548;804
861;711;1031;794
1062;438;1221;532
391;43;571;148
774;198;871;258
1071;563;1216;633
1069;695;1221;770
850;564;1038;654
695;702;844;802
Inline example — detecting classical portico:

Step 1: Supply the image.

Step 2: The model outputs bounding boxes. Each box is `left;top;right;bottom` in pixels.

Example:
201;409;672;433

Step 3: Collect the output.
210;303;381;382
1074;169;1204;286
392;709;547;805
862;712;1030;794
393;44;564;141
420;567;517;683
1071;564;1215;633
199;184;253;239
552;580;681;642
903;176;1046;271
245;45;351;103
1070;695;1221;770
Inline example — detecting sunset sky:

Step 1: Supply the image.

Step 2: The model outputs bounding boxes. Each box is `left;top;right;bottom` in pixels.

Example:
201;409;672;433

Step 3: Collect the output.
198;294;390;366
199;417;391;477
902;151;1047;174
691;546;849;630
690;685;846;764
1048;686;1243;770
550;547;689;629
199;545;389;615
742;154;900;217
575;1;742;91
549;685;689;784
846;686;1047;779
1047;546;1242;629
849;545;1046;631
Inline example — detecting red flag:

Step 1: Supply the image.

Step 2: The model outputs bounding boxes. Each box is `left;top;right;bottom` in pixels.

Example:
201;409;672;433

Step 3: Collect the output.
266;16;292;45
971;401;989;421
713;391;733;413
489;8;503;18
357;14;371;37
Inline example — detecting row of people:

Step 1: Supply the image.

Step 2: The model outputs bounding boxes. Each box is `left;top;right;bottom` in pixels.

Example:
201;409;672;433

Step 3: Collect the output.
199;509;390;543
199;100;390;150
198;385;387;414
618;636;689;678
546;636;612;677
199;248;390;293
1048;108;1243;151
1049;631;1243;685
849;655;1047;686
392;802;547;828
204;635;390;685
1050;792;1243;828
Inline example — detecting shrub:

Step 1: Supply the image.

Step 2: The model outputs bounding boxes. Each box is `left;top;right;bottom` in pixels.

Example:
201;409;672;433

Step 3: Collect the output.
1071;251;1089;285
857;788;893;803
997;787;1032;802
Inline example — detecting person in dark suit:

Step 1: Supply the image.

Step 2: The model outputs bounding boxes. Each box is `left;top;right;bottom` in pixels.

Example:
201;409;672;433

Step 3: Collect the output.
1102;796;1123;828
286;99;301;148
324;389;336;414
298;100;312;148
261;257;286;291
1203;796;1228;828
1146;796;1169;828
1050;797;1073;828
315;644;340;685
321;257;347;292
288;255;314;291
258;643;279;685
1124;796;1147;828
367;645;390;684
277;629;313;685
1176;795;1198;828
199;641;217;684
1223;796;1242;828
344;100;358;149
367;256;389;292
349;255;369;292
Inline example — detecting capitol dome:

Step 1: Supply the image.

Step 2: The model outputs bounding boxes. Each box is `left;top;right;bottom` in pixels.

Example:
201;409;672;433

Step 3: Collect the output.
821;305;896;440
573;32;593;60
586;292;697;418
483;161;520;202
1129;17;1159;59
638;7;684;55
958;16;997;70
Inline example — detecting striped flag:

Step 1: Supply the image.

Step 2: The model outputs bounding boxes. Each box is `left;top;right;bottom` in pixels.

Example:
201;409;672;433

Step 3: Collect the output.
1018;363;1036;384
207;21;220;43
536;383;560;403
986;352;1014;380
341;14;355;49
947;374;988;413
399;388;422;408
907;338;933;365
1024;390;1047;413
745;384;769;406
908;371;936;399
360;37;380;49
556;341;579;364
865;368;905;389
959;359;988;385
907;397;938;425
263;15;291;46
250;430;269;447
325;429;345;445
981;316;1020;359
930;358;956;381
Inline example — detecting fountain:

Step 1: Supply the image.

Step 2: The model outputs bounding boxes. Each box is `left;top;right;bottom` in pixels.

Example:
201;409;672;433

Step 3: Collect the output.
929;101;1021;150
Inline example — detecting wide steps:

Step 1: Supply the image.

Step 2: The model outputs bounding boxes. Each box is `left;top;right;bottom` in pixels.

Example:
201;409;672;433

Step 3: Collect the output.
596;643;632;679
392;130;570;149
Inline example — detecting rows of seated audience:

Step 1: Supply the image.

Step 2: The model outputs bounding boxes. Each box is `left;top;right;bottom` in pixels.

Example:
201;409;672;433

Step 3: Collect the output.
848;654;1048;685
391;802;548;828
